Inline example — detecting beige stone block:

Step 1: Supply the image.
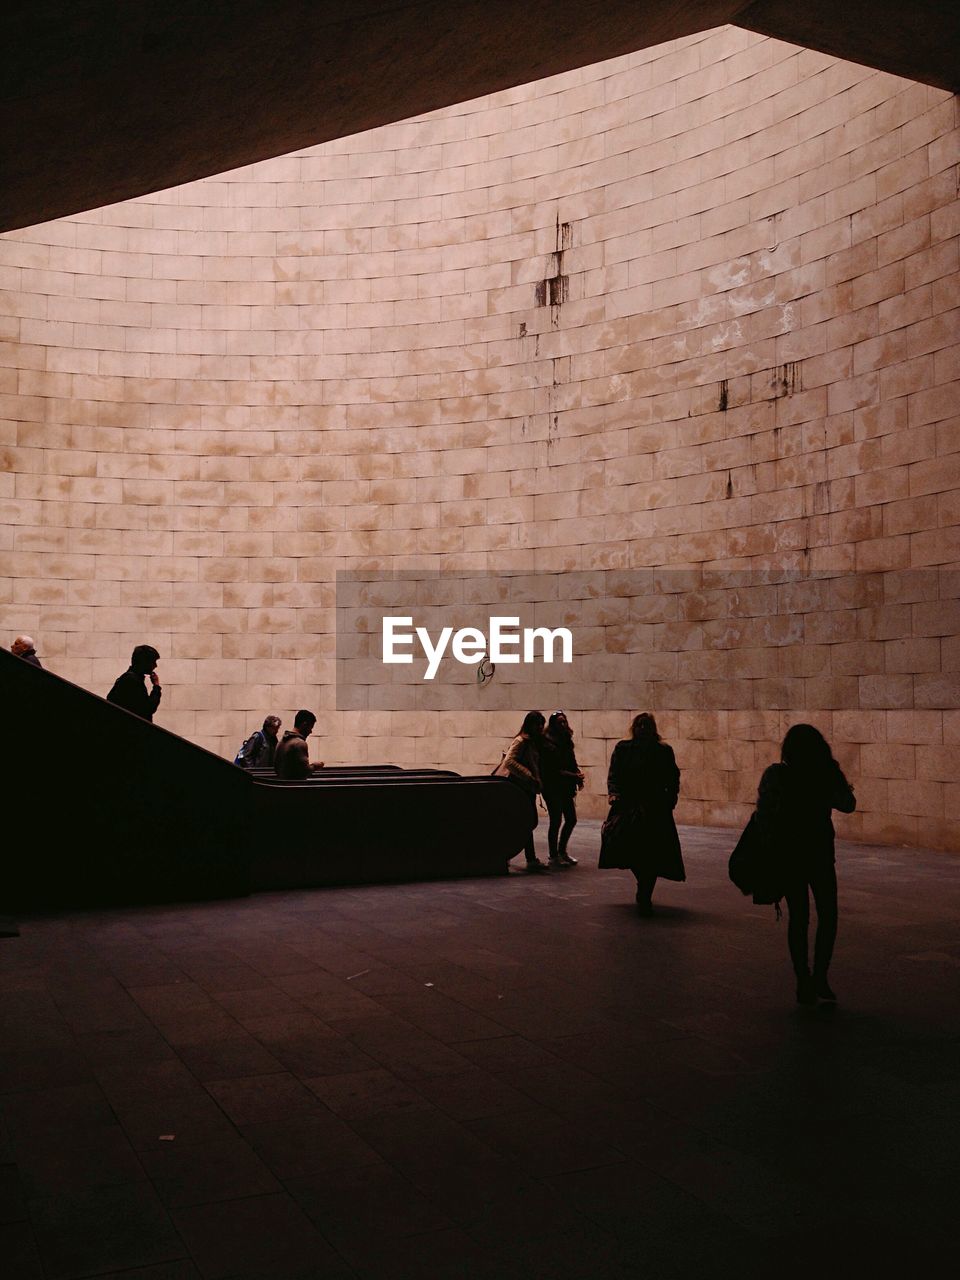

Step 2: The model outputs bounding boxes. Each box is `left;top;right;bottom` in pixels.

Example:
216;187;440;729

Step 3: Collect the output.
915;746;958;783
861;742;917;780
888;777;945;818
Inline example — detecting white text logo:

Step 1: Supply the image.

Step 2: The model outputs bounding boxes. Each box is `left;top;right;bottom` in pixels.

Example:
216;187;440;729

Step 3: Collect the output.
382;616;573;680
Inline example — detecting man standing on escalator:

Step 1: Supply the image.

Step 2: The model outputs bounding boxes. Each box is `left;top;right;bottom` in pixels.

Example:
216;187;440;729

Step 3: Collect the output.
107;645;162;722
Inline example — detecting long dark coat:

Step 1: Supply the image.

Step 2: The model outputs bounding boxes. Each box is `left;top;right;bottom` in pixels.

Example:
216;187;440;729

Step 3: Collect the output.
599;738;685;881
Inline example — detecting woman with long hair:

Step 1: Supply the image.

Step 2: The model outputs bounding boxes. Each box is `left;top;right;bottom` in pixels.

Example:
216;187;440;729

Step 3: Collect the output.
540;711;584;867
756;723;856;1004
599;713;684;913
500;710;549;873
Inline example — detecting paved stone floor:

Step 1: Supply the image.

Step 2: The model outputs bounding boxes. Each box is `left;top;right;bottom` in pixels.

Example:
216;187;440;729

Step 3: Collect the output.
2;822;958;1280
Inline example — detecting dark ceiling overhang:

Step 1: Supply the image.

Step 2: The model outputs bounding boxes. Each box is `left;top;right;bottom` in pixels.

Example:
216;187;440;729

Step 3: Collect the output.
2;1;957;233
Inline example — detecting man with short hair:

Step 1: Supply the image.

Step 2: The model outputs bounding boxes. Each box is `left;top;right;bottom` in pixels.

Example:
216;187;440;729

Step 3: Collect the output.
274;710;325;779
11;635;42;667
235;715;282;768
107;645;162;721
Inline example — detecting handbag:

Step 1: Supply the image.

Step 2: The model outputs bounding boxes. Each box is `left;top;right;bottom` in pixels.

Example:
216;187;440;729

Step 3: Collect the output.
598;800;644;869
728;812;786;907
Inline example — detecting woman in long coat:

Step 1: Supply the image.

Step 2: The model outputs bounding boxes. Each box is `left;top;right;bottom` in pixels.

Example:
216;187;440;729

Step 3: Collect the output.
755;723;855;1004
599;713;684;913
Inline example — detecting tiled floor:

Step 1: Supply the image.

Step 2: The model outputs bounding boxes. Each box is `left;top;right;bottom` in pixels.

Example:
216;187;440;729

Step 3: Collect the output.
2;822;958;1279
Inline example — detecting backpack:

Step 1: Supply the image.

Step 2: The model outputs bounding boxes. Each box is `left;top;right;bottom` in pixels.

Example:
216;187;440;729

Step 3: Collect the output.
234;729;264;767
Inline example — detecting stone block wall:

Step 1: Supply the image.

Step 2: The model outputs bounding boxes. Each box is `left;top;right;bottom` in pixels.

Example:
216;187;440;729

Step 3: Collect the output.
1;27;958;847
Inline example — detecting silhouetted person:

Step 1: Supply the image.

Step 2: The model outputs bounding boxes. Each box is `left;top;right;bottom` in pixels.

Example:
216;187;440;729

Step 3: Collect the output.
600;713;684;914
500;711;549;873
756;723;856;1005
107;645;161;721
275;710;325;779
235;715;282;768
11;635;42;668
540;711;583;867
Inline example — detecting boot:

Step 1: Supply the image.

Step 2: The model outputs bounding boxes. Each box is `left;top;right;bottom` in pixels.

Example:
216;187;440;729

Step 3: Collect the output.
558;844;578;866
796;973;816;1005
813;973;837;1001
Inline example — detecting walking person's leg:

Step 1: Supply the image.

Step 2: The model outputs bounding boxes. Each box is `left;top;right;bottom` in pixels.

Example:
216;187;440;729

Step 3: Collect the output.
557;795;578;866
785;880;815;1004
545;793;563;865
524;794;547;872
632;868;657;914
810;862;839;1000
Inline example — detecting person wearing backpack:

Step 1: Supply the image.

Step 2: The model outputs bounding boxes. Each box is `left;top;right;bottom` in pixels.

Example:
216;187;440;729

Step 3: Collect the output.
755;724;856;1005
234;715;282;769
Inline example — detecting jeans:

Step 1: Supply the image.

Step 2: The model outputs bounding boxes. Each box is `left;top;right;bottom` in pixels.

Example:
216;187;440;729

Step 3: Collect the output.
520;791;539;864
784;861;838;978
545;791;577;859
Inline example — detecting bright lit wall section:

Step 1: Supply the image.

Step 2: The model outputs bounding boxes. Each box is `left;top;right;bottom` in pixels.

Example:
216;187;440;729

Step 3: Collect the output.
2;27;958;847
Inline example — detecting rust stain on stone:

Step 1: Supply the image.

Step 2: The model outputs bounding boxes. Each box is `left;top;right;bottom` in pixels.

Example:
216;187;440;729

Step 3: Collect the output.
775;361;802;398
535;213;572;320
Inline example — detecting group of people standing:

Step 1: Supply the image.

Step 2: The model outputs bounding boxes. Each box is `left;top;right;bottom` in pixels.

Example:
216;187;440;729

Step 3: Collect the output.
500;708;856;1006
11;633;857;1006
497;711;584;871
499;709;682;905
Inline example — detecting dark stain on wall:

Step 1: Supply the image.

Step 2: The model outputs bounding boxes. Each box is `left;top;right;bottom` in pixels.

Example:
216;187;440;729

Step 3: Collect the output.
535;213;572;317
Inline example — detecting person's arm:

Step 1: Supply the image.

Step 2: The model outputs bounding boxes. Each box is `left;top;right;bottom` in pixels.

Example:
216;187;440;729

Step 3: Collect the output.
290;737;311;779
831;765;856;814
147;672;162;714
662;744;680;809
565;747;585;788
606;742;623;799
756;763;786;840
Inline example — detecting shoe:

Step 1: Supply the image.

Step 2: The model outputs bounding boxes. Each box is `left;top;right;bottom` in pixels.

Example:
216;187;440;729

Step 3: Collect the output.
635;892;654;916
548;856;563;867
559;853;578;866
814;976;837;1001
525;859;550;873
796;974;816;1006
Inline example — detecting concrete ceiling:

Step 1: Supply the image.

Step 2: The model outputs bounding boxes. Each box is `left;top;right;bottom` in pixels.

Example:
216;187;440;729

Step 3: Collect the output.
2;0;957;233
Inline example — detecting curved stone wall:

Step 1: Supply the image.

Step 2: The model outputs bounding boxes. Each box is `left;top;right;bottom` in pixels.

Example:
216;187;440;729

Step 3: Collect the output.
2;26;958;847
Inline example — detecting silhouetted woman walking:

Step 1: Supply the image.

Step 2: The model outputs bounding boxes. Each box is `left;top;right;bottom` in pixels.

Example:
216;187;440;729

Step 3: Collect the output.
756;724;856;1004
501;711;550;873
599;713;684;913
540;711;584;868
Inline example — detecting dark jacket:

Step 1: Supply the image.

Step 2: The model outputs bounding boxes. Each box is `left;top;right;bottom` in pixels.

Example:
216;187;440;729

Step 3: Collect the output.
235;729;277;769
756;761;855;871
107;668;162;721
599;738;684;880
15;647;42;668
275;730;310;780
540;733;581;797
